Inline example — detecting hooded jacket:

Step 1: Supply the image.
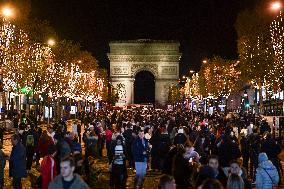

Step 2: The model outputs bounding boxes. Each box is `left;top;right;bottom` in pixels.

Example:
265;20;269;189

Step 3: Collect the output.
256;153;279;189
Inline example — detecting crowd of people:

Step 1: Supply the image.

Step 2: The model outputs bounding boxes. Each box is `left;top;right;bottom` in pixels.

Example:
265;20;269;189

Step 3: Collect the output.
0;108;283;189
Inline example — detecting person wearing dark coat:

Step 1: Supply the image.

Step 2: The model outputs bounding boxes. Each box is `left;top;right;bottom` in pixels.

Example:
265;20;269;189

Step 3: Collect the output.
196;165;216;188
149;129;161;170
23;125;39;170
172;145;198;189
240;133;249;172
217;135;241;167
207;155;227;188
173;128;187;145
261;132;281;180
162;145;178;175
248;130;261;181
131;129;150;188
158;129;171;169
122;125;135;168
0;142;6;188
9;134;27;189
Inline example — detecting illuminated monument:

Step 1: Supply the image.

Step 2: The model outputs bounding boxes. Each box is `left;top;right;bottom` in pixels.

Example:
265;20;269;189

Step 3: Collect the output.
108;40;180;106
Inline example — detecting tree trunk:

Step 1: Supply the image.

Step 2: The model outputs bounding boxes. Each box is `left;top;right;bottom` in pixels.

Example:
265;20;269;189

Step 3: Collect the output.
259;86;264;115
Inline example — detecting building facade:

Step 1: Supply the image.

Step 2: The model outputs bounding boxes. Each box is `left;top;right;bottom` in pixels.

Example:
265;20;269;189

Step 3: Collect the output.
108;40;181;106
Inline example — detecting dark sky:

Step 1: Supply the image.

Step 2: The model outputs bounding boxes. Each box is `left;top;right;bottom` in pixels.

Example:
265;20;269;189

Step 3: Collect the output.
30;0;258;76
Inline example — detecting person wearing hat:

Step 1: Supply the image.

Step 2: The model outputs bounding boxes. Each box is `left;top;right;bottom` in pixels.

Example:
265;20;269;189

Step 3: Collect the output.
255;152;279;189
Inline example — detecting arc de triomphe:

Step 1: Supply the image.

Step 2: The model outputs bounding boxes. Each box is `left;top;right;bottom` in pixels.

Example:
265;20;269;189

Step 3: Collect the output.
108;40;181;106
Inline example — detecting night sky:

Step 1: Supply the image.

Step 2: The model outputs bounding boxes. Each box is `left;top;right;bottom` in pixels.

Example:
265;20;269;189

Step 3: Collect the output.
30;0;258;76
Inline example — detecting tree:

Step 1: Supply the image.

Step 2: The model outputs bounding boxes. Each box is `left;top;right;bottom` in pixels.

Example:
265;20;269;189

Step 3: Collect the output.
198;56;241;98
269;11;284;92
168;85;181;104
236;8;275;113
184;73;201;98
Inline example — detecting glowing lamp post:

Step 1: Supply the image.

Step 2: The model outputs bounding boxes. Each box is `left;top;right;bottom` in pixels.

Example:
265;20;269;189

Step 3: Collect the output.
271;2;282;11
2;7;13;19
47;39;56;47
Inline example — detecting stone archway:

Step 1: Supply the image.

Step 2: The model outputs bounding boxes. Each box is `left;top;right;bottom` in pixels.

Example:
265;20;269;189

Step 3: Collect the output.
108;40;181;106
134;70;155;104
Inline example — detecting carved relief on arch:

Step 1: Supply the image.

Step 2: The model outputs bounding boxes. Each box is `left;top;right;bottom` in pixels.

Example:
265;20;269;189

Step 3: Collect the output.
131;64;158;78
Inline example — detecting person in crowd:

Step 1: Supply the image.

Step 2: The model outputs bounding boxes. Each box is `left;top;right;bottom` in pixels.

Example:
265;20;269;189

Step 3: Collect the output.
47;126;55;142
48;156;89;189
183;140;200;163
72;121;78;137
157;126;171;170
196;165;216;188
259;119;271;135
240;132;249;172
216;130;241;168
40;144;57;189
83;125;98;157
72;137;82;153
194;131;211;164
95;122;104;157
105;125;113;163
207;155;227;187
149;128;162;171
132;129;150;188
73;150;84;175
248;128;261;181
173;127;187;145
172;144;199;189
162;142;178;175
123;124;135;168
227;160;251;189
77;122;82;144
9;134;27;189
59;133;72;158
23;124;39;171
255;152;279;189
0;125;4;145
198;179;224;189
261;131;281;179
109;135;127;189
159;174;176;189
38;130;54;158
35;127;43;166
0;142;7;189
227;174;244;189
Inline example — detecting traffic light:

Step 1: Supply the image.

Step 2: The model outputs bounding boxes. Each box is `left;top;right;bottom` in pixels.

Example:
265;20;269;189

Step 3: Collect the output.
21;86;28;94
245;103;250;108
245;98;250;108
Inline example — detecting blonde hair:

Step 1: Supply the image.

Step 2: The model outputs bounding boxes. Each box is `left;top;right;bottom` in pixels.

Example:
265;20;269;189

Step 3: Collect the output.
227;174;244;189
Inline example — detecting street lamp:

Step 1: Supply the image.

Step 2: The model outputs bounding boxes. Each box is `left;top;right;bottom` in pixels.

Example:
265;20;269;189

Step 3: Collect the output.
271;2;282;11
2;7;13;18
47;39;56;47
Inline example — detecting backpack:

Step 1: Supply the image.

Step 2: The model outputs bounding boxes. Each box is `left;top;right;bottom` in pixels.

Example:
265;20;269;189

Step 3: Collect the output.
26;134;35;146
